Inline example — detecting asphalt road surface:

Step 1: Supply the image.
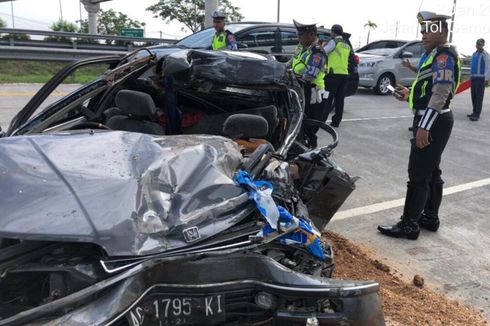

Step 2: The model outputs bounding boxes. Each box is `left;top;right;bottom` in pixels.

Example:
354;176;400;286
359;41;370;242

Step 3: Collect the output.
1;83;489;320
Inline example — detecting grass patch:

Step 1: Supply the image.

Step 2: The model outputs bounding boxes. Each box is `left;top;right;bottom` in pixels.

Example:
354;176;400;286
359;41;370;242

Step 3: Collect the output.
0;60;108;84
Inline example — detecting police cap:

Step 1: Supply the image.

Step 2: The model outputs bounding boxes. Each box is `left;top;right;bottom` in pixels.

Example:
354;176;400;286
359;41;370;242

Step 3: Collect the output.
212;11;226;21
293;19;317;33
331;24;343;35
477;38;485;46
417;11;450;24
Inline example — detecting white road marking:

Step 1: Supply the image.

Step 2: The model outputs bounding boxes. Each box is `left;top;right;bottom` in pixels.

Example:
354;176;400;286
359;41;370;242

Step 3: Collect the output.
333;177;490;221
327;115;413;122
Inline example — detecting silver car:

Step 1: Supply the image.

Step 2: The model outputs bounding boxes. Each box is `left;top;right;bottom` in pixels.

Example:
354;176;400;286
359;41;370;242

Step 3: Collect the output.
358;41;424;95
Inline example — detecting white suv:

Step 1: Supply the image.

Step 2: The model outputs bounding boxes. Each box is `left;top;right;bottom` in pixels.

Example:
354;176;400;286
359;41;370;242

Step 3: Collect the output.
357;41;424;95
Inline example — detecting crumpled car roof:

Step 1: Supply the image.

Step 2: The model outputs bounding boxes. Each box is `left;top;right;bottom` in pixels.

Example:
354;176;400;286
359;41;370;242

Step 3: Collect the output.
0;131;253;256
163;49;290;86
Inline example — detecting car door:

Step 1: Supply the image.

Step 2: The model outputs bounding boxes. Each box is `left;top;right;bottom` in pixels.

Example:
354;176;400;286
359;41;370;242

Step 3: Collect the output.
396;42;424;86
7;56;121;135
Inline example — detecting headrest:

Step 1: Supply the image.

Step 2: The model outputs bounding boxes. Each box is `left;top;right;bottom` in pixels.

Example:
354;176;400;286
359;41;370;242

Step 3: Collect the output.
223;114;269;139
115;90;156;117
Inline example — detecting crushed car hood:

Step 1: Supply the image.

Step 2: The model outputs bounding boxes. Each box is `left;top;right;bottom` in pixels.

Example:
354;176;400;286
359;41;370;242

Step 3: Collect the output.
0;131;253;256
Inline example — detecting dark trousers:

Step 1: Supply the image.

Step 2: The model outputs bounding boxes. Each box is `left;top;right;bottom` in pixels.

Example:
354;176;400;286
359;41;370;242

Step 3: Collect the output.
323;74;348;126
471;77;485;118
402;112;454;224
303;86;327;147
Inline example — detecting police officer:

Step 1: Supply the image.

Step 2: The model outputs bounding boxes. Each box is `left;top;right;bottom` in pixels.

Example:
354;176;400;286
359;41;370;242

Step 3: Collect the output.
322;24;351;128
289;20;327;148
467;38;490;121
378;11;461;240
211;11;238;51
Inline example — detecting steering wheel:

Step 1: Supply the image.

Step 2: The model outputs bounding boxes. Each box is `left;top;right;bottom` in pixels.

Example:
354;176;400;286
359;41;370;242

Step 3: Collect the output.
302;119;338;151
291;119;339;161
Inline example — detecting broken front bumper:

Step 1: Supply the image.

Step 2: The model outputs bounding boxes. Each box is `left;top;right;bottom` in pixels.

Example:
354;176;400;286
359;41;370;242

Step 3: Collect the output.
3;254;384;326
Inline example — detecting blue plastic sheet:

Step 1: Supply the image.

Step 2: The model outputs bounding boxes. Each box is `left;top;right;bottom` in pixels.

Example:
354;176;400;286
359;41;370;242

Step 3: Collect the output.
234;170;324;260
234;170;280;227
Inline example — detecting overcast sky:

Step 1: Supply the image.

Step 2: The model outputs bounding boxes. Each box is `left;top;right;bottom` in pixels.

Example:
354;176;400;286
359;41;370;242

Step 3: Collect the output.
0;0;489;55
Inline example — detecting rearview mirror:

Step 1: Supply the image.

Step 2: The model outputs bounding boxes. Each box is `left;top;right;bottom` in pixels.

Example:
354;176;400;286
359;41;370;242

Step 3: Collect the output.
401;51;414;58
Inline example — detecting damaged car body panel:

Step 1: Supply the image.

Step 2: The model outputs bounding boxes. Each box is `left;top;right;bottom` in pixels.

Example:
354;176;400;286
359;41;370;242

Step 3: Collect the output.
0;132;252;256
0;48;383;325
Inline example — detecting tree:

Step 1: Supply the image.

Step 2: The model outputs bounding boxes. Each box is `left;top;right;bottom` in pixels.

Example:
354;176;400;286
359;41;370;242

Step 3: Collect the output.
45;19;78;43
147;0;243;33
80;9;146;44
0;17;30;41
364;20;377;45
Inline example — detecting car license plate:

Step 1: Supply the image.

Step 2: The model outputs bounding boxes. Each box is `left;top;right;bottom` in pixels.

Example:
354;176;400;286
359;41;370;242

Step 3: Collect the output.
127;294;225;326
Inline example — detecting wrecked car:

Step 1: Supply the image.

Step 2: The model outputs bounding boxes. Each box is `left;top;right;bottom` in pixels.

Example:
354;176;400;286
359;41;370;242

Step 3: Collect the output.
0;48;384;325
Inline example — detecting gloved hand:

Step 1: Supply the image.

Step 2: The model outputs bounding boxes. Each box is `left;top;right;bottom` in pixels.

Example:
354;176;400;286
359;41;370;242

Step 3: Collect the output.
310;86;326;104
310;86;318;104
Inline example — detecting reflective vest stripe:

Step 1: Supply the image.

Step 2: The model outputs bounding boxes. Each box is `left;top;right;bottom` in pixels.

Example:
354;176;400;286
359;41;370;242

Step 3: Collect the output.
421;80;428;98
409;55;434;109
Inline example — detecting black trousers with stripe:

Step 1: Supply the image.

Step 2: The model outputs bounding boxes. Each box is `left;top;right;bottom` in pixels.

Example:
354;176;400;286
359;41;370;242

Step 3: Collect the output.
402;112;454;223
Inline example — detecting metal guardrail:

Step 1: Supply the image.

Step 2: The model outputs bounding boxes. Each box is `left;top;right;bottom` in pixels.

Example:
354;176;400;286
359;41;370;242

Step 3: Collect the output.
0;28;178;61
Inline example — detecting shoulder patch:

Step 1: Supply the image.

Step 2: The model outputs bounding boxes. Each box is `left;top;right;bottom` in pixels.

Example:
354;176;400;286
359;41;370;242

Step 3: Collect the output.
437;54;448;69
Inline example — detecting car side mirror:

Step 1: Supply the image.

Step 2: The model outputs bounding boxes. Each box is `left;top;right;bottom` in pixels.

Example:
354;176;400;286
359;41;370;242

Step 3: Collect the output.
237;42;248;49
0;125;4;138
223;114;269;139
401;51;414;58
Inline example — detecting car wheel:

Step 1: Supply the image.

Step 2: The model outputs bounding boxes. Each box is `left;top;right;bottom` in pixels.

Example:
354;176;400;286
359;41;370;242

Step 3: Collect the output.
374;73;394;95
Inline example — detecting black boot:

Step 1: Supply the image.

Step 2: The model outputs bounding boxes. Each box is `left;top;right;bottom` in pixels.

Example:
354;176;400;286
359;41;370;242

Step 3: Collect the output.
377;186;426;240
419;213;440;232
377;219;420;240
420;181;443;232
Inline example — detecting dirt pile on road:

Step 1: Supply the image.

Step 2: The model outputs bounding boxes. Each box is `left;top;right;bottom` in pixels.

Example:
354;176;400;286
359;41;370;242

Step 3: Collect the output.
324;231;487;325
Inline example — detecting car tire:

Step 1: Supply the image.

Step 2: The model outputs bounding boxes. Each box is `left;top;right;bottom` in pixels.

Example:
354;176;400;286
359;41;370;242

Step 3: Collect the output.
374;73;395;95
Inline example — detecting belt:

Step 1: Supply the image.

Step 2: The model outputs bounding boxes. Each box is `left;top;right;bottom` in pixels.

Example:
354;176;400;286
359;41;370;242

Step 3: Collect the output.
416;108;451;116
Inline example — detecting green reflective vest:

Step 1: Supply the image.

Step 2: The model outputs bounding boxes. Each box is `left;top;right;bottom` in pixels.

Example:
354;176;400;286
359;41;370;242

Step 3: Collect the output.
409;46;461;111
327;38;350;75
292;45;326;89
212;31;227;50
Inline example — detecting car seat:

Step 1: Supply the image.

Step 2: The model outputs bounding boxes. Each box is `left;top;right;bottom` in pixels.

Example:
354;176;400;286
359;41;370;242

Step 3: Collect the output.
105;90;164;135
182;105;279;139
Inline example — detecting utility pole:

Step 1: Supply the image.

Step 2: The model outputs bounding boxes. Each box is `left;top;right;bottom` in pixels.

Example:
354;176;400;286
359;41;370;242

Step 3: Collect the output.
204;0;218;29
59;0;63;21
395;21;399;38
78;0;83;30
277;0;280;23
415;0;424;37
81;0;100;34
449;0;457;43
10;0;14;28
